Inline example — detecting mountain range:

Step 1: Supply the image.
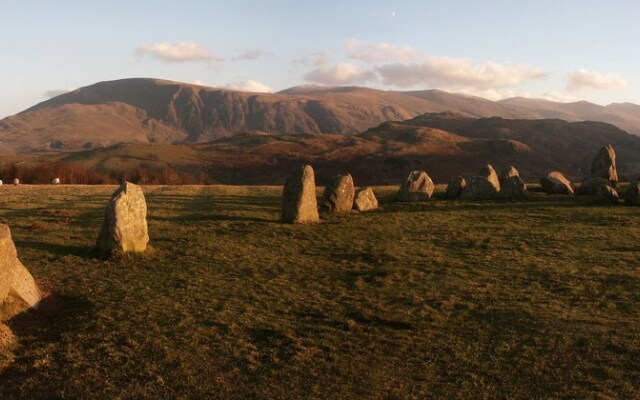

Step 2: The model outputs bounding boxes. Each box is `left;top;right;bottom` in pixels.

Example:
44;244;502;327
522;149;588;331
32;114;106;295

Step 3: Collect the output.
1;78;640;154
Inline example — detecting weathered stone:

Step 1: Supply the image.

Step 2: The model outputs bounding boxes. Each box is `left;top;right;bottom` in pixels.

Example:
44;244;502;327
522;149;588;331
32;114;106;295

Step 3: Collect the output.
0;224;40;318
540;171;574;195
281;165;320;223
446;176;466;199
460;176;498;200
12;179;19;186
576;177;611;195
320;174;356;213
500;166;520;182
595;183;619;204
591;144;618;186
498;175;528;199
52;178;61;185
96;182;150;253
396;171;434;202
0;322;15;351
624;182;640;206
479;164;500;192
353;187;379;212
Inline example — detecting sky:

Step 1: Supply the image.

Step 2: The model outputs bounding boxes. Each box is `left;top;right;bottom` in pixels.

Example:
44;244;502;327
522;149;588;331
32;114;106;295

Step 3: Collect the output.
1;0;639;119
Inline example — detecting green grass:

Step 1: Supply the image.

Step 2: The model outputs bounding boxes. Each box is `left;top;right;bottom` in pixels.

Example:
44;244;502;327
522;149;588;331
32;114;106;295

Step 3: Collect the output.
1;184;639;399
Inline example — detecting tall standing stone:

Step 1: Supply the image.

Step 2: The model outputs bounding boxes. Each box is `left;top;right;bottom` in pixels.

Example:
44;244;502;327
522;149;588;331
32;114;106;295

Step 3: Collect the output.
591;144;618;186
498;175;528;199
0;224;40;317
320;174;355;213
96;182;149;253
281;165;320;223
479;164;501;192
500;166;520;182
396;171;435;202
460;176;498;200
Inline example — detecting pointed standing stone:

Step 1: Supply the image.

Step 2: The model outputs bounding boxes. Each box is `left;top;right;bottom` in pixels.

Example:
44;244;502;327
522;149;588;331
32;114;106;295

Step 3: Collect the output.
540;171;574;195
281;165;320;223
320;174;355;213
479;164;501;192
96;182;149;253
591;144;618;186
446;176;466;199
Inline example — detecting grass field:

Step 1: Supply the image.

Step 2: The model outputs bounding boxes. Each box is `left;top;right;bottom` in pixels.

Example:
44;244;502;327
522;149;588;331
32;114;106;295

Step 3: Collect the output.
0;184;639;399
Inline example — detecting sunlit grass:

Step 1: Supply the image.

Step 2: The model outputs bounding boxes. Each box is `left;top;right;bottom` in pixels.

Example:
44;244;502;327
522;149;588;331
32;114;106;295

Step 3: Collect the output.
0;184;639;398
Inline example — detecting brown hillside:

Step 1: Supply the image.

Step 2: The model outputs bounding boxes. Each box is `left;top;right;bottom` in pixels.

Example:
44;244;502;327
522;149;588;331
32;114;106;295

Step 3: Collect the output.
2;78;640;154
4;113;640;186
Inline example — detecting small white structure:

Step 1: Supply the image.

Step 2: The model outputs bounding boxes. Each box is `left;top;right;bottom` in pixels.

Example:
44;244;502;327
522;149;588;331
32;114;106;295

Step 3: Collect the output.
0;180;3;186
52;178;61;185
12;179;19;186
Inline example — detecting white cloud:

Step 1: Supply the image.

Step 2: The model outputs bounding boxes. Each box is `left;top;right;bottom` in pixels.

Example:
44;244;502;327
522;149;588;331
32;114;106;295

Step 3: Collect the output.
135;41;219;63
566;69;627;92
233;49;272;61
224;80;273;93
376;57;547;91
45;89;71;98
292;51;332;66
541;91;579;103
345;39;424;63
304;62;376;85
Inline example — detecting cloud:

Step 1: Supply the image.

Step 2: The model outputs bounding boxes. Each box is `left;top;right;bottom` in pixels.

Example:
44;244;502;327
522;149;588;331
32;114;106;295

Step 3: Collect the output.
541;91;579;103
135;41;219;63
224;80;273;93
292;51;332;66
304;62;376;85
45;89;70;98
345;39;423;63
233;49;272;61
376;57;547;91
566;69;627;91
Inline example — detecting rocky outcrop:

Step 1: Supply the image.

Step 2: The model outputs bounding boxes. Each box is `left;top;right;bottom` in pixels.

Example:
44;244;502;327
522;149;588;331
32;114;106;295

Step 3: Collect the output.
396;171;435;202
591;144;618;186
0;224;40;319
96;182;150;253
460;176;498;200
540;172;574;195
446;176;466;199
498;175;528;199
320;174;356;213
353;187;379;212
281;165;320;223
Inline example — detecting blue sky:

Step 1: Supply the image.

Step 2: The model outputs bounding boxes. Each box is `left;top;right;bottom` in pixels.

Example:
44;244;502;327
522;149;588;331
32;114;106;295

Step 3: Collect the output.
1;0;639;118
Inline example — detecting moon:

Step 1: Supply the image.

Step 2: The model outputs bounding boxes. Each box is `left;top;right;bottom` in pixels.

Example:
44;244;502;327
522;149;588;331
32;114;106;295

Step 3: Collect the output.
392;11;396;18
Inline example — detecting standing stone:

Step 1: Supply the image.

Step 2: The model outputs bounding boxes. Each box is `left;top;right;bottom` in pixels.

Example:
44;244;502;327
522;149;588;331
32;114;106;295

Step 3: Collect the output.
446;176;466;199
353;187;379;212
498;175;528;199
52;178;61;185
479;164;500;192
591;144;618;186
320;174;356;213
540;172;574;195
624;182;640;206
12;179;19;186
0;224;40;317
500;166;520;182
396;171;435;202
96;182;149;253
460;176;498;200
281;165;319;223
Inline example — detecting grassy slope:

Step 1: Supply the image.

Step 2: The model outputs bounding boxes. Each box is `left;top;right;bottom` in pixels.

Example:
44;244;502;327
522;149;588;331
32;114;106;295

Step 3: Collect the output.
0;185;639;399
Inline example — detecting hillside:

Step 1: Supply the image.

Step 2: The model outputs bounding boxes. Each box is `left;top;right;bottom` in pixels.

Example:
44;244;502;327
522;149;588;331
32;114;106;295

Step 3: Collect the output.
2;78;640;154
5;113;640;185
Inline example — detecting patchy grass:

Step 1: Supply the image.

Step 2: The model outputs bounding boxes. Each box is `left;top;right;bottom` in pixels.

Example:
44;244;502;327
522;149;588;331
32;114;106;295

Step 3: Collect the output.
0;184;639;399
